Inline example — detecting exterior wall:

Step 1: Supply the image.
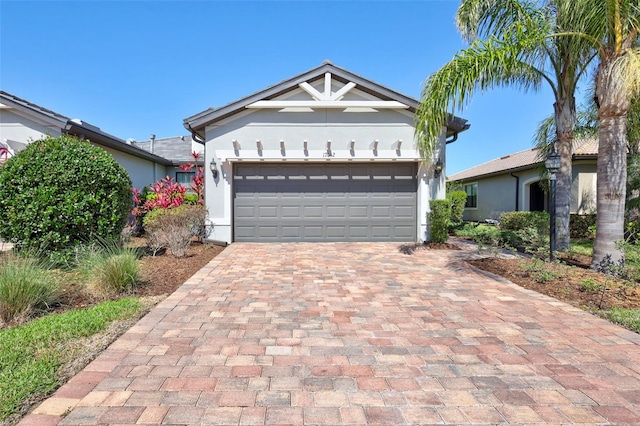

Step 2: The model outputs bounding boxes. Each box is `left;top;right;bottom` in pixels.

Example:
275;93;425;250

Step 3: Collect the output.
0;109;62;146
461;173;520;222
459;161;597;222
572;160;597;214
100;146;167;190
203;107;443;244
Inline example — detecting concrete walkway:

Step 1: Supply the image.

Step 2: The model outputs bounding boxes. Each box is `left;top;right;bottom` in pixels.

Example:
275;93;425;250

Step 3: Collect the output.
20;241;640;425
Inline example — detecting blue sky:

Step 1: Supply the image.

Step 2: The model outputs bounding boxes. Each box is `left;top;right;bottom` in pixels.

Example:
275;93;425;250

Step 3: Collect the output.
1;0;586;174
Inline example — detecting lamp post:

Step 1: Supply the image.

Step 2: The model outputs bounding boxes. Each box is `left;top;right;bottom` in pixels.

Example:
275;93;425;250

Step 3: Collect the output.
545;150;561;260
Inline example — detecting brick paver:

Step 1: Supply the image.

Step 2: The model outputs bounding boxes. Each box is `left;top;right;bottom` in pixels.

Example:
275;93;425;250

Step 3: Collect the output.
20;240;640;424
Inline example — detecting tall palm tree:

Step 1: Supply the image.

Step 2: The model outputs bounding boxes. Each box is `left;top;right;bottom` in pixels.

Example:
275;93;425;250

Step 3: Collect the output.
584;0;640;266
416;0;596;251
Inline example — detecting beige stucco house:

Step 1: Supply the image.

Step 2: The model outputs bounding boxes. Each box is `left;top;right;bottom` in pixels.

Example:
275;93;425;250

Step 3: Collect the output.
183;62;470;244
448;139;598;222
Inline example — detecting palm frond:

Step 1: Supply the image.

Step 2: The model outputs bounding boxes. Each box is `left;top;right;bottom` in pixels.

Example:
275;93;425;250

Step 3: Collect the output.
456;0;543;42
415;34;545;159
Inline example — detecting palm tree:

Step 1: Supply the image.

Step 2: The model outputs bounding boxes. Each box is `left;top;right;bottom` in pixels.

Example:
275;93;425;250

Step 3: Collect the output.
416;0;596;251
575;0;640;266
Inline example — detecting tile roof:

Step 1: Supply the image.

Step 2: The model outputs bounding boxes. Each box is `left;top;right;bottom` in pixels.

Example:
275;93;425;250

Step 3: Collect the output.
134;136;203;164
449;138;598;181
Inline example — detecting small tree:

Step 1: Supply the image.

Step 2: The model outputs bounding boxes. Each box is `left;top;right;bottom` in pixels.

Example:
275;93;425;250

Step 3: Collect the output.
0;135;132;253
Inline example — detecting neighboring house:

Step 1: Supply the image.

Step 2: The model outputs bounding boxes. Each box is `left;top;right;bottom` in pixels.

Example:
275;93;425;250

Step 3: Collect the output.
183;61;469;244
0;91;172;189
448;138;598;222
134;135;204;187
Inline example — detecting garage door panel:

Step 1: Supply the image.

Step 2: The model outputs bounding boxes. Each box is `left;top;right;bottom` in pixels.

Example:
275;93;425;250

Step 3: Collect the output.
234;163;417;242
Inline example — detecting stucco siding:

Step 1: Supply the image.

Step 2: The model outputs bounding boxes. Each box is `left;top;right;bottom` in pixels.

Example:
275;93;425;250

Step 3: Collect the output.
0;110;62;144
204;108;443;244
572;161;597;214
100;146;167;190
461;174;518;222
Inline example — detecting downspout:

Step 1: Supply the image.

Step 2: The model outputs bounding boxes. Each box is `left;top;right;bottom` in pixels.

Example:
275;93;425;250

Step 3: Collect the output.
150;134;156;182
510;172;519;211
445;132;458;144
187;123;206;144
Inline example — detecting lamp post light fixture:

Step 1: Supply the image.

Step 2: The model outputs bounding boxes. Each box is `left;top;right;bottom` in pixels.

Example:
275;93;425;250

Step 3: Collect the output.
433;159;444;178
210;158;219;179
545;150;561;260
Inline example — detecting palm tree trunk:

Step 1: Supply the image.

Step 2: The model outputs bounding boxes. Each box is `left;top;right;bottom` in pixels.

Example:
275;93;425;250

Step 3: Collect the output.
592;57;631;268
554;96;576;251
592;114;628;266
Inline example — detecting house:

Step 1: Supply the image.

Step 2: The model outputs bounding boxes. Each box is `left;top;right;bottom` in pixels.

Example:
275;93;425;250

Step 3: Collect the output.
133;135;204;187
183;61;469;244
448;138;598;222
0;91;172;189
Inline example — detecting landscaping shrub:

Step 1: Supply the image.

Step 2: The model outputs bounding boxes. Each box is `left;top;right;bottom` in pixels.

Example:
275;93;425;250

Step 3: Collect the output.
499;211;549;232
0;136;132;255
499;211;549;255
76;240;141;297
143;205;207;257
447;190;467;230
429;199;450;243
570;214;596;239
0;255;59;324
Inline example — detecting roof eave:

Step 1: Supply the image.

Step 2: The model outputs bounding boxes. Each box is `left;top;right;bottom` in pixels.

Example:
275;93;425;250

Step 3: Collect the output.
183;63;468;136
64;122;173;166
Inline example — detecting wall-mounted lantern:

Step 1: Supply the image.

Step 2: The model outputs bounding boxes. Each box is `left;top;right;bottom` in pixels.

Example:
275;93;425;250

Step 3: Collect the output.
433;159;444;178
210;158;219;179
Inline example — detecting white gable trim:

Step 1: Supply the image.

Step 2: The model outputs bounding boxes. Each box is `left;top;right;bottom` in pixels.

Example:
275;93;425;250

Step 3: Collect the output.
247;72;408;110
247;100;409;109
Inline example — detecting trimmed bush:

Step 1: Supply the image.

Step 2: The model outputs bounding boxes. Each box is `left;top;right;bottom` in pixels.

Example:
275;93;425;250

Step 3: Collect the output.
499;211;549;232
144;205;207;257
0;136;132;254
429;199;451;243
571;214;596;239
447;190;467;229
499;211;549;255
0;255;59;324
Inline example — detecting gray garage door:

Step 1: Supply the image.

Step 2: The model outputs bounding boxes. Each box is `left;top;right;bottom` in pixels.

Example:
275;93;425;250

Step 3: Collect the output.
233;163;417;242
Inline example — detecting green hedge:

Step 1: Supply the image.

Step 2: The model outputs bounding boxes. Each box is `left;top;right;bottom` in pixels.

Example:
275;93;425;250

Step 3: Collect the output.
429;199;451;243
570;214;596;239
447;190;467;229
0;136;132;253
499;211;549;234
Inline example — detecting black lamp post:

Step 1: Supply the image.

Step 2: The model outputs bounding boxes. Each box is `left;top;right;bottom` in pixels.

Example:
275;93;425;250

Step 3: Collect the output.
545;150;561;260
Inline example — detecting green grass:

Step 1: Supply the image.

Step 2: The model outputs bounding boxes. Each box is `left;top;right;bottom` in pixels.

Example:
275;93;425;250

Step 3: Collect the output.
570;239;594;256
603;308;640;333
0;298;142;421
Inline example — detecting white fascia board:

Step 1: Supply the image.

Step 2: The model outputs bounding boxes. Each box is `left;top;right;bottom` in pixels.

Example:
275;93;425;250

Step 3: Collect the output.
246;100;409;109
213;149;421;163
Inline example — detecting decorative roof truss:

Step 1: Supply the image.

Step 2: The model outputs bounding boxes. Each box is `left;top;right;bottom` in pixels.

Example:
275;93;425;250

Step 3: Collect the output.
246;73;409;110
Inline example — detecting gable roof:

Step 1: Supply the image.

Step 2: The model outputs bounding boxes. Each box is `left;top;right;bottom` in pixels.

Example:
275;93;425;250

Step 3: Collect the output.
448;138;598;182
0;91;172;165
183;61;470;142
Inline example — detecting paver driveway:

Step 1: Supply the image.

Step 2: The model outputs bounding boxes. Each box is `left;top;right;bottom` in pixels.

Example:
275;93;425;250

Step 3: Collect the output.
21;242;640;425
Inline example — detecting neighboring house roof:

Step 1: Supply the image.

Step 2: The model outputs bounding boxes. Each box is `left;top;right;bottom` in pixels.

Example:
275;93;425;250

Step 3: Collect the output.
183;61;470;142
0;91;172;166
449;138;598;182
134;135;203;165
